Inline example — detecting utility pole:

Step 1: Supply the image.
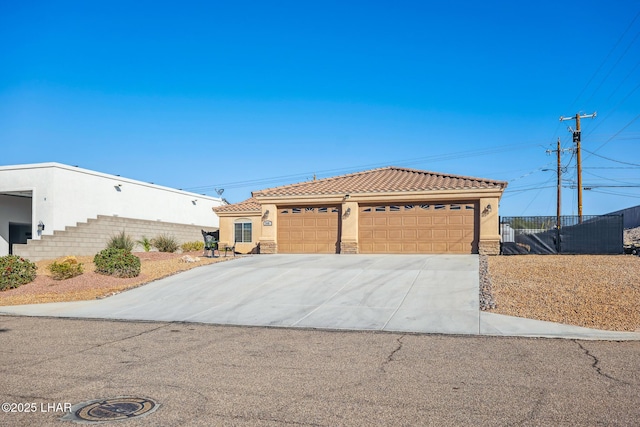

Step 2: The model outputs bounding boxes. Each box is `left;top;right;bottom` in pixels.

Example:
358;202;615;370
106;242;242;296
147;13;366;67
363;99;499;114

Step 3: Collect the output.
546;138;569;234
559;112;596;222
556;138;562;230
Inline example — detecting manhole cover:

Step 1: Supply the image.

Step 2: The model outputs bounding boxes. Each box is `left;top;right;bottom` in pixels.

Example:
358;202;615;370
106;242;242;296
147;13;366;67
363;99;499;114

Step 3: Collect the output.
62;397;159;424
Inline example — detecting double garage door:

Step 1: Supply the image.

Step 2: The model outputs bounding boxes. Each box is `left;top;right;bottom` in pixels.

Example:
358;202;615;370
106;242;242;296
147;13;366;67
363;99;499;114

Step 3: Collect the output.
277;202;478;254
359;202;478;254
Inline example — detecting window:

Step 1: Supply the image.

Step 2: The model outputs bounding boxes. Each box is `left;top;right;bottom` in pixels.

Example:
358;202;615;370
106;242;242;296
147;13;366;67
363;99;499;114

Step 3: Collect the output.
362;207;372;212
389;205;400;212
375;206;386;212
234;220;252;243
450;204;461;210
419;204;430;210
318;207;328;213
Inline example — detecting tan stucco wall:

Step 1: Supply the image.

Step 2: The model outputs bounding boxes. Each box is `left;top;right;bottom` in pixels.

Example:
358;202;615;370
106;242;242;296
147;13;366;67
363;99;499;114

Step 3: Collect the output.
218;213;262;254
224;188;505;255
340;200;359;253
478;197;501;255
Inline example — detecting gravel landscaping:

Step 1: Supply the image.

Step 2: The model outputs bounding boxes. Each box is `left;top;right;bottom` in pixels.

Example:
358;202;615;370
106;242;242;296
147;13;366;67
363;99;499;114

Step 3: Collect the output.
0;252;239;306
485;254;640;332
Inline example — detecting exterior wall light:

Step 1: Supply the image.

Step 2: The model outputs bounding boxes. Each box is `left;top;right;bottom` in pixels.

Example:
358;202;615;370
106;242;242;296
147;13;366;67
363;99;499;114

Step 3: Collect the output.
482;204;492;217
114;184;122;192
343;207;351;219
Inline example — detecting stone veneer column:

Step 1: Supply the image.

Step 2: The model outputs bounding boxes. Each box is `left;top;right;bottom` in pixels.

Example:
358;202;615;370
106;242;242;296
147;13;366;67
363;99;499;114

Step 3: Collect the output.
340;241;358;254
478;240;500;255
339;200;359;254
260;240;277;254
258;203;277;254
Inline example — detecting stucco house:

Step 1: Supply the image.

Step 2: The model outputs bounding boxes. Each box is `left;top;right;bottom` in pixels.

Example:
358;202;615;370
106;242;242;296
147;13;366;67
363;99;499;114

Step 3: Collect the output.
214;166;507;255
0;163;224;260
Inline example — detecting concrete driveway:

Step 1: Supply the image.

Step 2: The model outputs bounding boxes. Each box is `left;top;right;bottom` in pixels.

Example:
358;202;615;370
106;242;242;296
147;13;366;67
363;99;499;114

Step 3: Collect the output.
3;254;640;340
0;255;481;334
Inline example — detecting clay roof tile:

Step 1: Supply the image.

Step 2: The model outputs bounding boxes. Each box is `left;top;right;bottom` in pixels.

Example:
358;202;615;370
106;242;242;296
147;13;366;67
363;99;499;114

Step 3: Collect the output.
252;166;507;198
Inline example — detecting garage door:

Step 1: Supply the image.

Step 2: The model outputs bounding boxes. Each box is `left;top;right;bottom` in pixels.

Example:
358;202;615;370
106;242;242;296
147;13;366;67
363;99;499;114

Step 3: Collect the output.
278;206;340;253
359;202;478;254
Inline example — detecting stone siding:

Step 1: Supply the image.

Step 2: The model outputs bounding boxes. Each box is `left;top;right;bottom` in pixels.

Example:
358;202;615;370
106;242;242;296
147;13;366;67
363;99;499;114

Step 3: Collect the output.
259;240;277;254
478;240;500;256
340;241;358;254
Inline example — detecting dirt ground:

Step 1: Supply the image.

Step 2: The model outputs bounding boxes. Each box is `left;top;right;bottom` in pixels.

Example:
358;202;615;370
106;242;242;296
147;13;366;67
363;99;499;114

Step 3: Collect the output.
2;252;639;333
487;255;640;332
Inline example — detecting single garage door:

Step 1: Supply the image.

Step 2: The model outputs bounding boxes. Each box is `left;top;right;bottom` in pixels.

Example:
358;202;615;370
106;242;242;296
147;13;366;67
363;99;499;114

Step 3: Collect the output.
278;206;340;253
359;202;478;254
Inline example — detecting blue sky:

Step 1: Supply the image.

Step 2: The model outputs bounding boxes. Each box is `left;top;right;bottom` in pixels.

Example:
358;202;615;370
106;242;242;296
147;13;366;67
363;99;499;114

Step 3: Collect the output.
1;1;639;216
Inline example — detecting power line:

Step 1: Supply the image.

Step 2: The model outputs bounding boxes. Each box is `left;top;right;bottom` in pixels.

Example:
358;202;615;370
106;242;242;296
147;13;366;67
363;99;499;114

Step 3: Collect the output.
583;147;640;166
506;162;555;184
584;170;640;185
584;79;640;138
520;175;556;214
605;57;640;104
184;142;539;193
567;9;640;111
502;186;557;196
582;185;640;188
582;28;640;107
584;166;640;169
588;188;640;198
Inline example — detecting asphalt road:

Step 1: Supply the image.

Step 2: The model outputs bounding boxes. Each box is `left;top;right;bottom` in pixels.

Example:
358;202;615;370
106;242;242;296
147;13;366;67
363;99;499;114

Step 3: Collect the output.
1;316;639;426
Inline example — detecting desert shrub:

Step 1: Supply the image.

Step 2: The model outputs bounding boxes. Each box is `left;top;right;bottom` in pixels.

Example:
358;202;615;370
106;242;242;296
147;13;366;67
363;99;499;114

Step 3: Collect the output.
136;236;153;252
48;256;84;280
107;231;135;252
152;234;179;253
93;248;141;278
181;241;204;252
0;255;37;291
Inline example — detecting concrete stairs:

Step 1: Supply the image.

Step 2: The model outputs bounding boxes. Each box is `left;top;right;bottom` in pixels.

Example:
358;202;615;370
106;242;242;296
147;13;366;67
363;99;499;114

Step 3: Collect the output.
13;215;217;261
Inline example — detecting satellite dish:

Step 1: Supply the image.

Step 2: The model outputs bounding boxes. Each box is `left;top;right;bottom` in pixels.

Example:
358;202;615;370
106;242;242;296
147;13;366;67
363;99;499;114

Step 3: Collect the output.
215;188;224;196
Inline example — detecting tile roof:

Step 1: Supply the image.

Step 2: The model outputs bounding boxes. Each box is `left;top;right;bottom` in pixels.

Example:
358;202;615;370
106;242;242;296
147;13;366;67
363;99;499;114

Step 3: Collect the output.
213;197;261;213
252;166;507;198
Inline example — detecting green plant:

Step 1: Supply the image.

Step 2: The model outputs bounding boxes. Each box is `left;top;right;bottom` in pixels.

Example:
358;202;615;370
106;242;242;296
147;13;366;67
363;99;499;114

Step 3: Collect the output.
136;235;153;252
181;241;204;252
107;231;135;252
48;256;84;280
93;248;141;278
0;255;37;291
152;234;180;253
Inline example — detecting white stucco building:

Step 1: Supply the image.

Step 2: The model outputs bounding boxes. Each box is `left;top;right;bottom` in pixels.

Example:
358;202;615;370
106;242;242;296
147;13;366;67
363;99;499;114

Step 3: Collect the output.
0;163;224;259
